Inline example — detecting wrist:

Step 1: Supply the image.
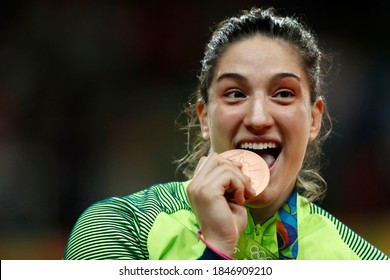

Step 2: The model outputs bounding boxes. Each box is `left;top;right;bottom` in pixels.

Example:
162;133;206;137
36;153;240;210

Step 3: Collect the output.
197;230;237;260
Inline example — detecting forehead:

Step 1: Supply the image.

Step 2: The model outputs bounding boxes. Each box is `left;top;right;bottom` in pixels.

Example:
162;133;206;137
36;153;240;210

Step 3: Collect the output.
214;35;306;80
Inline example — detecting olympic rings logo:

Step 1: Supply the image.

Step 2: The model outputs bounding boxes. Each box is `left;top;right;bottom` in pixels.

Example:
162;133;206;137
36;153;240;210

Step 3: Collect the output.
249;245;274;260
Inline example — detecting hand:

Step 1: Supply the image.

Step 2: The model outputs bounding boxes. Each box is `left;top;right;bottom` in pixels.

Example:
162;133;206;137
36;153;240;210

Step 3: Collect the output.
187;152;256;256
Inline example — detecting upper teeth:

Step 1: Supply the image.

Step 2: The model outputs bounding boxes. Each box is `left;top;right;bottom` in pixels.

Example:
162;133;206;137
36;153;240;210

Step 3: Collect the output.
239;142;277;149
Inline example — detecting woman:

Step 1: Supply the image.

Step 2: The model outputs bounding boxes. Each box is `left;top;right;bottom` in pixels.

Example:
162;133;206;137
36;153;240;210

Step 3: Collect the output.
63;6;389;260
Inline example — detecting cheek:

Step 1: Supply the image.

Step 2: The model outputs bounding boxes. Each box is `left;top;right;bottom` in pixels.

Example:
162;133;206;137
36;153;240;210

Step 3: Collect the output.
278;105;312;139
209;105;242;128
276;105;312;165
208;106;242;143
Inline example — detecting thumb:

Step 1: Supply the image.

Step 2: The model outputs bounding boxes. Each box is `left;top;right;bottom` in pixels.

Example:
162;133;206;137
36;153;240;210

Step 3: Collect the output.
194;156;208;176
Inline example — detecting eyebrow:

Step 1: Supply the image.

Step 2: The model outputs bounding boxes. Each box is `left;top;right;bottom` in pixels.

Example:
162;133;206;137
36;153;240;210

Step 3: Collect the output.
216;72;248;82
216;72;301;83
271;72;301;82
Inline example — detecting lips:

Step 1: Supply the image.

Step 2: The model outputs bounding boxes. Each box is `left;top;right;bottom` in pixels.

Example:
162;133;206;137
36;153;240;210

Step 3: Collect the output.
238;141;281;167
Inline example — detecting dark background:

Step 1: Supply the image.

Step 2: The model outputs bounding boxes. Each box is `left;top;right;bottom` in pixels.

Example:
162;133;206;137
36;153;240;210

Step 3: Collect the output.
0;0;389;259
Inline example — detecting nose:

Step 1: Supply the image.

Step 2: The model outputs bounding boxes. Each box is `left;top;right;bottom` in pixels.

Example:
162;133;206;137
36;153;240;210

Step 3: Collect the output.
243;96;274;132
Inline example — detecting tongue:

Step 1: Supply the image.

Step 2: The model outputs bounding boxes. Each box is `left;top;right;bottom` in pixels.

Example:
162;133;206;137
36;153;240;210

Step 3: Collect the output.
258;152;275;167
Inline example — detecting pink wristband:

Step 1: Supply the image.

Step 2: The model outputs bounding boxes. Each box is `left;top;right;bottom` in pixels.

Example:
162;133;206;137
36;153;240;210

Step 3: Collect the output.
196;230;237;260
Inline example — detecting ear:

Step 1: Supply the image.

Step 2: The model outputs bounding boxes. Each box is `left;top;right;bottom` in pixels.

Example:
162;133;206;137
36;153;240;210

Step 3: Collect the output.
197;100;210;140
309;98;324;141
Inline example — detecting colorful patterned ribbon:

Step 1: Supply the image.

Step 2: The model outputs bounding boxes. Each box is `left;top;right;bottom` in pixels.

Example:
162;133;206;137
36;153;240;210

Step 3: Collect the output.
277;188;298;259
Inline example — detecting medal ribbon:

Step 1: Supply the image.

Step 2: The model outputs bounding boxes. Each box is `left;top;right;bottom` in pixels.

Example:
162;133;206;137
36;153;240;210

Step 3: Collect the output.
277;188;298;259
233;189;298;260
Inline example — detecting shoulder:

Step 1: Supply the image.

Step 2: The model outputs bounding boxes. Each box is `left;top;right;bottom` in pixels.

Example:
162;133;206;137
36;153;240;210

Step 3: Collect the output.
63;180;191;259
297;195;388;260
89;180;190;215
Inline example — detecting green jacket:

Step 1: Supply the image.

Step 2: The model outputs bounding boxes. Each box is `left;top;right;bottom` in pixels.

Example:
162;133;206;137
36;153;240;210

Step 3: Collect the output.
63;181;388;260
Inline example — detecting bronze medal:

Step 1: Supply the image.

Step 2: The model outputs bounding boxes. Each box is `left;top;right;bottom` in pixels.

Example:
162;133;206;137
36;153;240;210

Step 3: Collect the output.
220;149;270;202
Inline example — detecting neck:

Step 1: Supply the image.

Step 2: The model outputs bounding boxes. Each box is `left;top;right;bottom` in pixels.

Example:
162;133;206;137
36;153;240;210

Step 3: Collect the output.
249;207;276;225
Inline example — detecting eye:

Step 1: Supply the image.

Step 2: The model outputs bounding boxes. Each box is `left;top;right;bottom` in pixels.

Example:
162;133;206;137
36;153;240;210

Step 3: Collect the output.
274;89;295;98
225;90;247;99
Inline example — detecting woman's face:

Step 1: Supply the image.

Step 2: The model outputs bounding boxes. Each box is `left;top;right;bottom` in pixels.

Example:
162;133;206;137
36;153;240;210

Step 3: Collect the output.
197;35;323;208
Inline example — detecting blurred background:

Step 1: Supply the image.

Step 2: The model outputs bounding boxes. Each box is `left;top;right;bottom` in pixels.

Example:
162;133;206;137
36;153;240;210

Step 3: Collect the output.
0;0;389;259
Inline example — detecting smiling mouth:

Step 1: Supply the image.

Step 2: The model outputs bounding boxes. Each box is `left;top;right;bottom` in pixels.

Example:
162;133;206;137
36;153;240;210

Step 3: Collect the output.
238;142;281;167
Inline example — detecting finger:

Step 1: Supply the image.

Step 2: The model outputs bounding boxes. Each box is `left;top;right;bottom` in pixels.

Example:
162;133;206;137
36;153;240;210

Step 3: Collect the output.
228;177;246;205
228;202;248;233
189;153;251;203
214;167;250;205
222;157;256;201
194;156;208;176
244;181;256;200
